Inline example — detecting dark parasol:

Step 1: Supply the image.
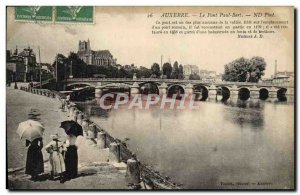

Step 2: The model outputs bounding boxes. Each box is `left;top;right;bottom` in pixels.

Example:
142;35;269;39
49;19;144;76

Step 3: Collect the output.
60;120;83;137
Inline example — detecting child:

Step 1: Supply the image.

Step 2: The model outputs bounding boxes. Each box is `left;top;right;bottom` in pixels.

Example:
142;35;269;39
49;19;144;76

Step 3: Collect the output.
45;134;66;183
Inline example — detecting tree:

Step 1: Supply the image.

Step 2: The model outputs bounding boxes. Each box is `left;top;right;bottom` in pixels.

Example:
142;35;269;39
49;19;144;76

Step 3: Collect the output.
189;73;200;80
137;66;152;78
67;52;87;78
171;61;179;79
162;62;172;79
110;66;119;78
151;63;161;78
178;64;184;79
249;56;267;82
52;52;90;81
52;53;67;81
222;57;266;82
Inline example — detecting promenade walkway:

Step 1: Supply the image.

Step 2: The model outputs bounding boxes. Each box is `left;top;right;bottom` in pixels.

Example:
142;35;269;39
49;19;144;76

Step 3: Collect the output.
7;86;128;190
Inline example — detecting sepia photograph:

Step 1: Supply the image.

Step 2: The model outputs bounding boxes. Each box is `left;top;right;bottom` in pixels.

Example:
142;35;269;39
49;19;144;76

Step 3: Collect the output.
6;6;295;190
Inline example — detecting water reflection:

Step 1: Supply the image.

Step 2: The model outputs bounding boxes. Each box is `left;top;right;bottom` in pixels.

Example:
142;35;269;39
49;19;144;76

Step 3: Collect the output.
216;100;265;131
76;98;294;189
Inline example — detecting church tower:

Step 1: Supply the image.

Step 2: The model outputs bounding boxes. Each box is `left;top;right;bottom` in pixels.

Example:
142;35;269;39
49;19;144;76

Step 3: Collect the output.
78;39;91;52
78;39;93;65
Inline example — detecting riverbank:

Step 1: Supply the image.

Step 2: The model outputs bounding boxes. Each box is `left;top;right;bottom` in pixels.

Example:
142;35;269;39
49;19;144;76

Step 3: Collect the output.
7;85;181;190
6;86;129;190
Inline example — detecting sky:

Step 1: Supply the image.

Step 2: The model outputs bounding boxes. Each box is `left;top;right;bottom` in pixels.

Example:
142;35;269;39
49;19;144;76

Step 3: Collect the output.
6;6;294;78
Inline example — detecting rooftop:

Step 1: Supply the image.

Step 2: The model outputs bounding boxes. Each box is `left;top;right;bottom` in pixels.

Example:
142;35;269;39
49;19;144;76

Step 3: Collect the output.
93;50;112;58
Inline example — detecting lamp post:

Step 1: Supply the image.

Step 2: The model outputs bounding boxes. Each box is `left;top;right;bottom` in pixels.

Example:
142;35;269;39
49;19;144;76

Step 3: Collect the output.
38;46;42;89
69;60;73;79
56;54;58;82
160;55;163;78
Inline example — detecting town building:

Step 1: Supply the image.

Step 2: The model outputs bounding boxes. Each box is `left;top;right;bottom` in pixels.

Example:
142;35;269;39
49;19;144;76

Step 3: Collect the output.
77;39;117;66
37;63;52;73
199;70;217;81
262;71;294;85
183;65;199;79
215;74;223;82
263;60;294;85
6;46;37;82
272;71;294;84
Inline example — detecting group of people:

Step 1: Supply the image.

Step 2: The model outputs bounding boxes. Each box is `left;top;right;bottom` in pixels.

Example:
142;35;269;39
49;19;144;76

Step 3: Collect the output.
24;94;79;183
25;132;78;183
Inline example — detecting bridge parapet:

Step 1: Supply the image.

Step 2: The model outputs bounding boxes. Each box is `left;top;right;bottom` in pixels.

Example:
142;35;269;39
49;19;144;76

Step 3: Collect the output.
64;78;295;103
67;78;293;89
66;78;294;102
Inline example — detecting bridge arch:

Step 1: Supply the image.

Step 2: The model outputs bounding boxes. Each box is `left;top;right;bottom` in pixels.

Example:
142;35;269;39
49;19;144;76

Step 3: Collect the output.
193;85;209;101
277;88;287;101
259;88;269;100
100;83;131;95
139;82;159;95
220;86;230;101
238;87;250;101
167;84;185;98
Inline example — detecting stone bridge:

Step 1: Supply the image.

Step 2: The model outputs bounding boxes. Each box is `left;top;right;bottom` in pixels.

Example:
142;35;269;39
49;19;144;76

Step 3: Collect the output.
65;78;294;102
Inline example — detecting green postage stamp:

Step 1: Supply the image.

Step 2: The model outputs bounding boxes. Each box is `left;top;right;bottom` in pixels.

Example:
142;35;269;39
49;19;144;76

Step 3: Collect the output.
55;6;94;23
14;6;94;24
15;6;53;22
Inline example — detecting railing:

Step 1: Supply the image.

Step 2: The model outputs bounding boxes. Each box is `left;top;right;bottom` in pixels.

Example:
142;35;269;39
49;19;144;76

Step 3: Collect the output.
19;86;58;98
67;78;294;88
33;78;56;88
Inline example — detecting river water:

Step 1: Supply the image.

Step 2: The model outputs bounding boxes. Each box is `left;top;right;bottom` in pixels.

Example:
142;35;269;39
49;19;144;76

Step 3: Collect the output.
79;98;294;189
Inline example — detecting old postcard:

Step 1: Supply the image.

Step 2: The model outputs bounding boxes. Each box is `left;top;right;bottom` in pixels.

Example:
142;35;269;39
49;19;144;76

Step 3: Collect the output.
6;6;295;190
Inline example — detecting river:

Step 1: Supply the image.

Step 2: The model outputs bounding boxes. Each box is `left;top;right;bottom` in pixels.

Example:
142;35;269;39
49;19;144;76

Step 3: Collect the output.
78;98;294;189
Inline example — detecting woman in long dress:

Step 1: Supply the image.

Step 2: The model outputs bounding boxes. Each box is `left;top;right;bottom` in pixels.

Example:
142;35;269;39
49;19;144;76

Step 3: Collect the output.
25;137;44;181
45;134;66;183
64;134;78;179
